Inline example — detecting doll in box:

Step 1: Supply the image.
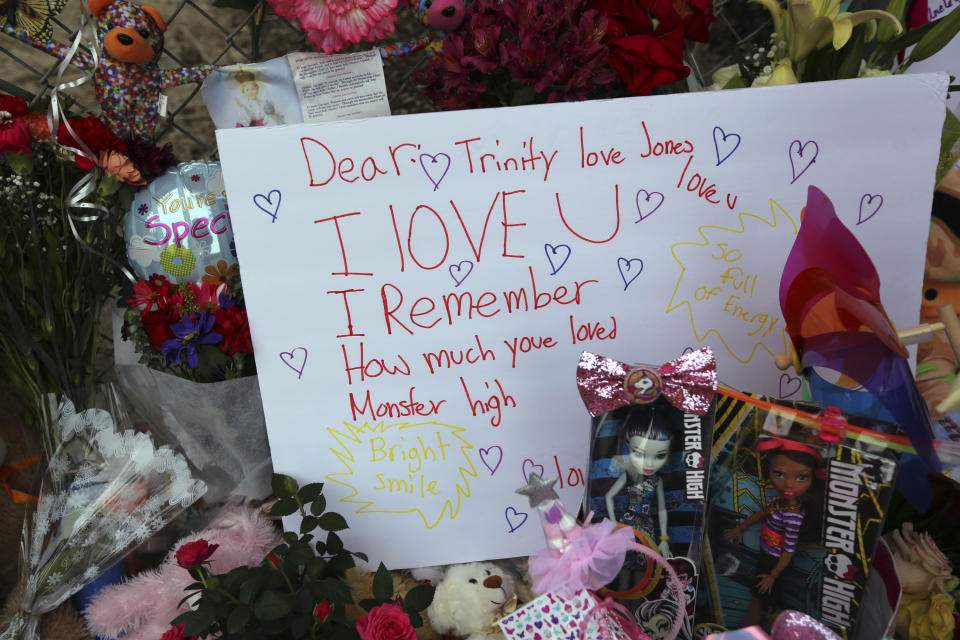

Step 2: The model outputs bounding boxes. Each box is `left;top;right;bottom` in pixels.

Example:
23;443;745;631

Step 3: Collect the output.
605;405;676;559
722;439;824;627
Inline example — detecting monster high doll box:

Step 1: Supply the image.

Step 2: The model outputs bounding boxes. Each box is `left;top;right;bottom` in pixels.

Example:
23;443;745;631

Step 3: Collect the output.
695;391;900;639
577;349;718;640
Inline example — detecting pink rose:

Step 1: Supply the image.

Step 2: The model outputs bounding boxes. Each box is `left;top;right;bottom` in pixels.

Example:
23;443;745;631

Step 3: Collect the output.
356;603;416;640
313;601;332;622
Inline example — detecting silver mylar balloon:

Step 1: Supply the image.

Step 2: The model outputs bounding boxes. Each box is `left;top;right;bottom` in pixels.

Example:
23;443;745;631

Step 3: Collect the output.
125;160;236;283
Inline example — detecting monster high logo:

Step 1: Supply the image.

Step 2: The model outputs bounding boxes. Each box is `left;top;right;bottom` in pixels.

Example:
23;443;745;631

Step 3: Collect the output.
682;413;704;500
819;459;868;631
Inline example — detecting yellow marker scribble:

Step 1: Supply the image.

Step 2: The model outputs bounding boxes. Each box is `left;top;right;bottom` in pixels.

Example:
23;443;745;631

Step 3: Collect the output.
326;421;477;529
666;199;798;364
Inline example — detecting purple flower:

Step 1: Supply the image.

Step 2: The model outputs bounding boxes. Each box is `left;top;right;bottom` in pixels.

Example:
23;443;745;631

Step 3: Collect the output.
138;203;148;216
162;310;222;368
218;291;235;308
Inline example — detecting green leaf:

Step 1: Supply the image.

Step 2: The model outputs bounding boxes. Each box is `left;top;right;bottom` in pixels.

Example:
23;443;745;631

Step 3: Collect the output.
227;606;252;634
352;551;369;563
238;573;266;604
358;598;380;611
315;540;328;555
272;473;299;498
372;562;393;601
402;584;435;612
318;512;348;532
937;107;960;183
908;7;960;63
883;18;939;55
310;494;327;516
298;482;324;503
182;603;217;636
836;25;866;79
300;515;319;534
254;590;296;620
271;497;299;517
721;73;747;89
878;0;907;41
319;577;354;603
326;531;343;555
291;614;314;637
330;552;356;573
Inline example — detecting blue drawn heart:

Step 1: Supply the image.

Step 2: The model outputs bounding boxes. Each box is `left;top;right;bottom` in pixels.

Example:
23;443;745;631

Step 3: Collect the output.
449;260;474;287
857;193;883;225
504;506;528;532
617;257;643;290
635;189;664;222
420;153;451;191
788;139;819;184
713;126;741;166
253;189;281;222
544;243;571;275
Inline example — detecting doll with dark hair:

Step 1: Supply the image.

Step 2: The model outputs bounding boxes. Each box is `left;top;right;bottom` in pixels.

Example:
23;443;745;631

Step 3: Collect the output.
605;405;676;558
723;439;824;626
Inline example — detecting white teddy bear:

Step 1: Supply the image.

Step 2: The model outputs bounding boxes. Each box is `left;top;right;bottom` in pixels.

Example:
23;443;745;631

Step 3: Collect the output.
424;562;519;640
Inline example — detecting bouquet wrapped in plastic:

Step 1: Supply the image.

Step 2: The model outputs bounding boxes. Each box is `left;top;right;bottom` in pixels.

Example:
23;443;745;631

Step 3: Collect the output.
0;386;207;640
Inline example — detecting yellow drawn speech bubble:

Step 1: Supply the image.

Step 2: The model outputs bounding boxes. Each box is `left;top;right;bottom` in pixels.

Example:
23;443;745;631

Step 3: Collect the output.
326;421;477;529
666;199;798;364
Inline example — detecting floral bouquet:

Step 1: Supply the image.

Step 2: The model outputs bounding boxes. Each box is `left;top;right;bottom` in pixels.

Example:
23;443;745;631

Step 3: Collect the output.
115;272;269;501
0;93;176;416
414;0;714;110
167;474;434;639
0;385;207;640
121;271;254;382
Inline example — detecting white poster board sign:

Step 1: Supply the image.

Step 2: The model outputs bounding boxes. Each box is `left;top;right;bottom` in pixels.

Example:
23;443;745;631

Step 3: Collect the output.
217;74;947;568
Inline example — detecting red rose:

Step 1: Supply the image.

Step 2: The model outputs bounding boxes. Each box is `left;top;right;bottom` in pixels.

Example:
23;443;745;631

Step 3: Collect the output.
269;554;281;568
0;94;28;118
140;306;180;353
671;0;714;42
57;116;125;159
159;623;198;640
0;119;32;155
175;539;219;568
606;30;689;95
313;601;332;623
356;603;416;640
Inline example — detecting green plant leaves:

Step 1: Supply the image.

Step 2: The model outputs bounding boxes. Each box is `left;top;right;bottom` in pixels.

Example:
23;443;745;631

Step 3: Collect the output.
908;6;960;63
402;584;435;613
272;473;299;498
254;591;295;620
318;512;348;532
372;562;393;601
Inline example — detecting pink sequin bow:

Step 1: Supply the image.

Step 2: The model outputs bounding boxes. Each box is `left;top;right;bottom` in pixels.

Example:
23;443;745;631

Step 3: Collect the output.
576;348;717;416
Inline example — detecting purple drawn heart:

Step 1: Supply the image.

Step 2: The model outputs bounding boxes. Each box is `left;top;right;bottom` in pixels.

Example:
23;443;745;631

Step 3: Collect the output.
681;346;695;356
635;189;664;222
617;257;644;290
713;126;741;166
857;193;883;225
522;458;544;481
279;347;308;379
505;506;528;532
449;260;473;287
535;621;543;629
544;243;572;275
252;189;281;222
779;373;802;398
479;445;503;475
420;153;451;191
788;139;819;184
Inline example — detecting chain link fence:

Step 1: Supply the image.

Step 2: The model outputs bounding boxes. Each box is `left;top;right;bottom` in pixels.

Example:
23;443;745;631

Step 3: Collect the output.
1;0;771;160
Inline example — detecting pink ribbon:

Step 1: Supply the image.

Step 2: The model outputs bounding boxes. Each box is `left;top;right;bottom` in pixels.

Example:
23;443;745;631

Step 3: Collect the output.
576;348;717;416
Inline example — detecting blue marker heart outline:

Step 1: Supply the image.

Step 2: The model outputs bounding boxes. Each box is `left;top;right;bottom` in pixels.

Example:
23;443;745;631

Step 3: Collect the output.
505;506;528;532
617;258;643;290
544;243;571;275
419;153;451;191
253;189;281;223
712;126;741;166
788;139;819;184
